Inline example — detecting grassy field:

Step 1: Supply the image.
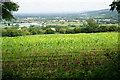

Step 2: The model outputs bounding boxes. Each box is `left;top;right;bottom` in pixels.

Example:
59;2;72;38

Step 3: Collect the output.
46;22;83;26
2;32;119;79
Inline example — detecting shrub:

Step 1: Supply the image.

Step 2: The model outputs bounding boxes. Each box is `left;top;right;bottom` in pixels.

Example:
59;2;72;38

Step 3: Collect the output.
21;27;30;35
41;26;50;30
59;28;66;34
30;29;38;35
21;26;27;30
27;27;39;35
81;27;87;33
4;27;9;29
38;30;44;34
2;30;7;37
21;30;30;35
55;26;62;32
107;25;118;32
44;28;55;34
2;29;23;37
97;26;108;32
70;25;76;27
74;26;81;33
66;28;75;34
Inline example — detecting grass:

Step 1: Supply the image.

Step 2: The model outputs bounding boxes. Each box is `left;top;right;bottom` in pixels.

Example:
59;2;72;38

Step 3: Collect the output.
2;32;119;79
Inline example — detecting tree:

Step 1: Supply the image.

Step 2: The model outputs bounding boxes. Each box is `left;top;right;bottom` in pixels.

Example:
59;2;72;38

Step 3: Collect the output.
44;28;55;34
27;27;39;35
66;28;75;34
74;26;81;33
97;26;108;32
59;28;66;34
2;29;23;37
55;26;62;32
86;19;99;33
41;26;49;30
107;25;118;32
0;1;19;21
110;1;120;32
110;0;120;13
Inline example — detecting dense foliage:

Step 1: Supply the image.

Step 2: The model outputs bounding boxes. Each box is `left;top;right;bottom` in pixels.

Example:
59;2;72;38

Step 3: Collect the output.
74;26;81;33
110;1;120;13
2;24;118;37
44;28;55;34
86;19;99;33
1;1;19;21
2;29;23;37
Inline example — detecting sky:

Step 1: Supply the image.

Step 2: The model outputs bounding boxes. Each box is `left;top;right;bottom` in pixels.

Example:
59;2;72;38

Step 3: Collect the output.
13;0;113;13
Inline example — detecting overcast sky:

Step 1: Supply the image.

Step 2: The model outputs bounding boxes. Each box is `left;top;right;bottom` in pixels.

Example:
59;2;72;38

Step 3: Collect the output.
13;0;113;13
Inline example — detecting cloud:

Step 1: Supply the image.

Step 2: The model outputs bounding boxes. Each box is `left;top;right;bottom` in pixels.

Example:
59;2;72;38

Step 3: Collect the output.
13;0;113;13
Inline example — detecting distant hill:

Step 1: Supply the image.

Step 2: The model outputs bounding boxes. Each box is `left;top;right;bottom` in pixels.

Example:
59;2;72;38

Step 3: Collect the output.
14;9;118;20
80;9;118;19
81;9;117;15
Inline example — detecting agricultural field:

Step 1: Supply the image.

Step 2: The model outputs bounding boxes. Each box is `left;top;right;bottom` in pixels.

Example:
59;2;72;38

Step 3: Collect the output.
46;22;83;26
2;32;119;79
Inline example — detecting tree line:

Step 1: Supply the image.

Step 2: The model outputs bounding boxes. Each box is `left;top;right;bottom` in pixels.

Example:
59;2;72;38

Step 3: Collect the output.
2;19;118;37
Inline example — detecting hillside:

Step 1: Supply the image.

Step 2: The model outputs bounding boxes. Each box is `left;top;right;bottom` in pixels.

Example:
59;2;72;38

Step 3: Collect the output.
80;9;118;19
